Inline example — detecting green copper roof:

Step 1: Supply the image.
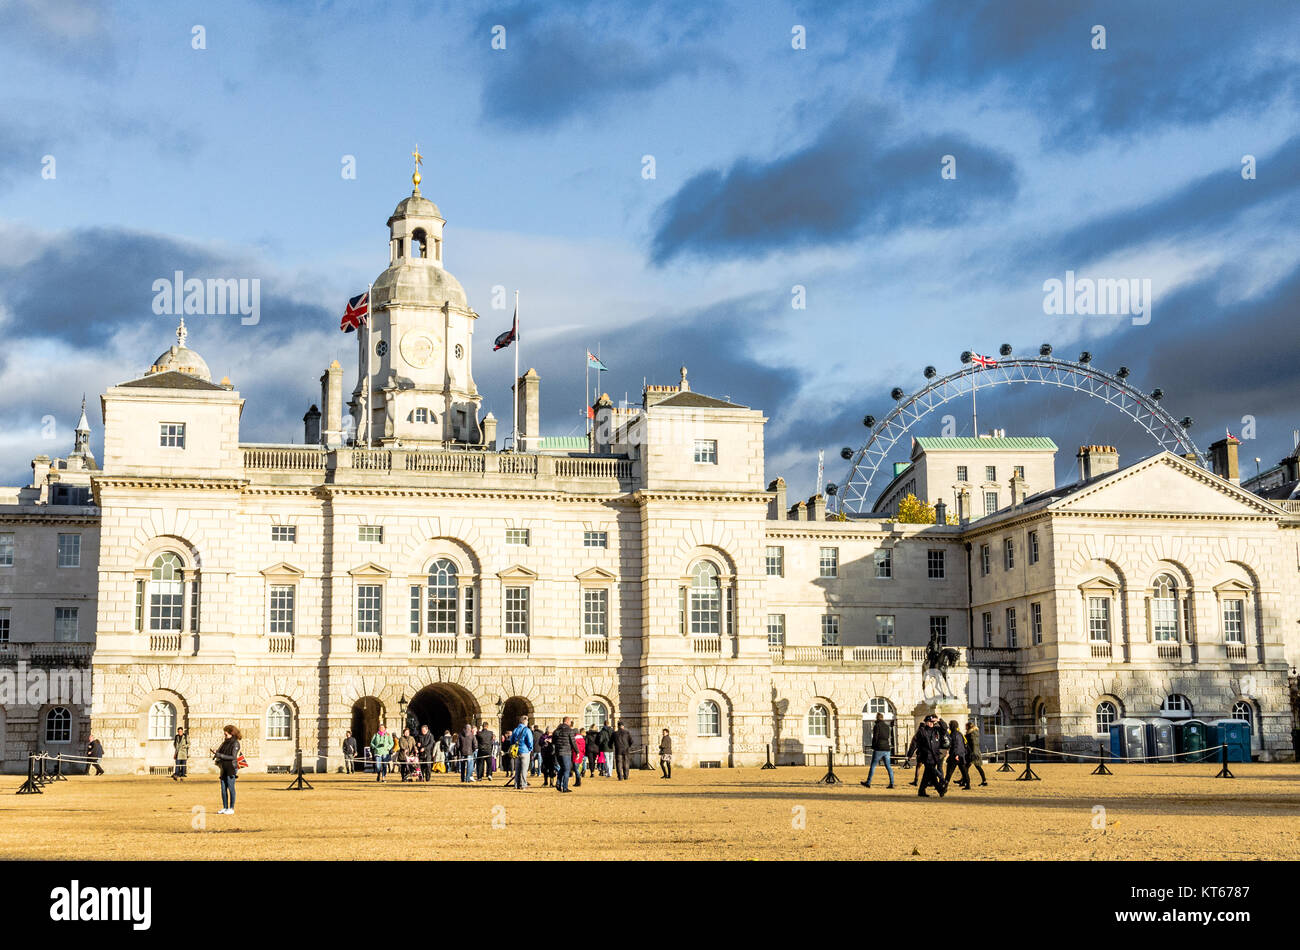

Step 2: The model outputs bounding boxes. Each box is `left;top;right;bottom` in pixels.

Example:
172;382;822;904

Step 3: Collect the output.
914;437;1058;451
536;436;590;451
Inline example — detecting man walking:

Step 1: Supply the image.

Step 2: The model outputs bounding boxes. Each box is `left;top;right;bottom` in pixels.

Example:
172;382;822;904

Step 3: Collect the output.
916;716;946;797
418;725;436;782
964;721;988;787
530;723;544;776
551;717;576;793
476;722;495;781
172;726;189;781
398;727;417;781
612;721;633;780
585;724;601;778
342;730;358;774
86;734;104;776
944;719;971;790
458;722;477;782
510;715;535;789
598;721;615;776
860;712;895;789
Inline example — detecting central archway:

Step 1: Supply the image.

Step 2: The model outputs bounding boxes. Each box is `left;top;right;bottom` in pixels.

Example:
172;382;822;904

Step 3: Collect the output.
409;683;481;738
351;697;384;748
500;696;534;735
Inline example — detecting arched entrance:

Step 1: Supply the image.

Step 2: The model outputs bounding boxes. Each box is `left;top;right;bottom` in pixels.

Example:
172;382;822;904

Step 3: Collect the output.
408;683;480;739
351;697;383;748
500;696;533;735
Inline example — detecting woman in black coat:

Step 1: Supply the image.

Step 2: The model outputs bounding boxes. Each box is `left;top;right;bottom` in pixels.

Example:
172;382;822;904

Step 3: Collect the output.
210;724;242;815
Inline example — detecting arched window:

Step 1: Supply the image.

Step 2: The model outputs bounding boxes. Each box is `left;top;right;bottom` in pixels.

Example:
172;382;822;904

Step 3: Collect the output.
149;701;176;740
46;707;72;743
1095;701;1118;734
426;559;459;635
411;228;428;259
689;561;721;635
866;697;894;718
583;702;608;730
697;700;721;737
267;702;293;740
1231;700;1254;732
1161;694;1192;717
807;704;830;738
1152;574;1179;641
150;553;185;631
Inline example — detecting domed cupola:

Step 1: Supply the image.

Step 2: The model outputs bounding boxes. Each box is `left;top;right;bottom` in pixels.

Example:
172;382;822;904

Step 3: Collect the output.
149;318;212;382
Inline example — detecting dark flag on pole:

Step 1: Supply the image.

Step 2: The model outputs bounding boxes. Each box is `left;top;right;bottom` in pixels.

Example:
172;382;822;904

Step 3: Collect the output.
493;306;518;350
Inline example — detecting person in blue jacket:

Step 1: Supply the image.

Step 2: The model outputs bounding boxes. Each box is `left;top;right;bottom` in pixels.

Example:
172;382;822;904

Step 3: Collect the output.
510;715;535;789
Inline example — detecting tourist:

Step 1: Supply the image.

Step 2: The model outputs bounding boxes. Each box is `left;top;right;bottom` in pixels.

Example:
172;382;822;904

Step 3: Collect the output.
172;726;189;782
210;724;242;814
944;719;971;790
371;725;394;783
965;721;988;787
585;725;601;778
418;725;436;782
659;728;673;779
612;721;633;780
905;729;922;786
458;722;477;782
432;737;447;774
598;722;615;776
398;728;417;781
916;716;946;798
440;729;455;768
530;723;544;776
551;717;576;793
491;730;501;778
510;715;534;789
85;734;104;776
476;723;494;781
860;712;895;789
540;729;555;786
573;728;587;787
342;730;358;774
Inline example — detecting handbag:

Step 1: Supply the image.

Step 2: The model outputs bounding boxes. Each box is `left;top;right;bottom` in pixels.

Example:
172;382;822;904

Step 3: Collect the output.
236;752;249;769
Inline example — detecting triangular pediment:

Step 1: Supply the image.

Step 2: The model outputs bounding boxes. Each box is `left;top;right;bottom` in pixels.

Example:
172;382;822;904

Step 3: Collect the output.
1051;453;1285;516
348;561;391;577
1077;574;1120;591
497;564;539;581
1213;578;1253;594
576;566;618;583
260;561;304;578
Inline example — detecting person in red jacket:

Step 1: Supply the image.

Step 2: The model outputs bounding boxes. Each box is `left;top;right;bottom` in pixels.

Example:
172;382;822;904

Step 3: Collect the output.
573;730;587;787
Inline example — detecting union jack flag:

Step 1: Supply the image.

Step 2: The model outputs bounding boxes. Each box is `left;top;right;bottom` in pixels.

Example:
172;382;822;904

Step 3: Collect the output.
971;352;998;368
341;291;369;332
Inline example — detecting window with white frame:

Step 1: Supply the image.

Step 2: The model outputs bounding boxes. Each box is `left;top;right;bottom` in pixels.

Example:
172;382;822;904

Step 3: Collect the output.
55;607;78;641
956;465;968;482
358;524;383;543
159;422;185;448
689;561;721;635
57;533;80;568
929;615;948;646
985;465;997;482
1151;574;1179;641
1003;538;1015;570
1005;607;1017;647
982;612;993;648
356;585;383;635
505;528;530;546
409;585;421;634
1095;701;1118;734
0;532;12;567
271;525;296;542
765;545;784;577
1028;531;1040;564
767;614;785;648
582;588;608;638
821;615;840;647
583;701;608;729
874;548;892;578
984;491;999;516
504;587;530;636
269;586;295;635
693;439;718;464
875;614;895;645
46;706;72;743
1222;599;1245;643
1031;602;1043;645
1231;700;1254;731
413;407;429;424
1161;694;1192;717
1088;597;1111;641
149;553;185;632
980;544;990;576
927;549;945;579
819;547;838;578
697;700;721;737
0;607;9;644
807;704;830;738
426;559;459;635
149;701;176;740
583;530;608;548
867;697;893;719
267;701;293;740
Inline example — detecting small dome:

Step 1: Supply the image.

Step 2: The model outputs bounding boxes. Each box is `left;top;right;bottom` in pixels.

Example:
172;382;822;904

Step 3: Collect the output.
388;193;443;224
149;318;212;381
372;260;469;310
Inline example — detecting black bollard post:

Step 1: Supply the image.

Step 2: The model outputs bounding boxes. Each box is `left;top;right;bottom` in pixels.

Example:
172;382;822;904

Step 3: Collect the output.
1214;742;1234;779
285;748;314;791
818;748;843;785
16;756;43;795
638;743;654;770
52;755;67;782
761;743;777;770
996;744;1015;772
1092;743;1113;776
35;754;50;787
1016;742;1041;782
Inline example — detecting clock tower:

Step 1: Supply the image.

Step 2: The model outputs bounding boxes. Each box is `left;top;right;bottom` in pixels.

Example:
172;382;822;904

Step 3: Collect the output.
351;153;482;446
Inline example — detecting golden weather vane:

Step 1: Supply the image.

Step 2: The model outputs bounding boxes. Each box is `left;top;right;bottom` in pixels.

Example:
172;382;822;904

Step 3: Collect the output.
411;145;424;194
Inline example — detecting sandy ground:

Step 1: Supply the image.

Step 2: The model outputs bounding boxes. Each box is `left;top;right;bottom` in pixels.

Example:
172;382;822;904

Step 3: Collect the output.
2;762;1298;860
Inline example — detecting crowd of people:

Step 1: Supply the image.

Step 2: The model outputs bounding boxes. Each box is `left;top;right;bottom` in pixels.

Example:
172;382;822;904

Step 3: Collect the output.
861;714;989;797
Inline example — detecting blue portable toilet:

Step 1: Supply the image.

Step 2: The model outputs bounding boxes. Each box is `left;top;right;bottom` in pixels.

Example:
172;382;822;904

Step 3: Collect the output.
1145;718;1175;762
1175;719;1210;762
1109;718;1147;762
1208;719;1252;762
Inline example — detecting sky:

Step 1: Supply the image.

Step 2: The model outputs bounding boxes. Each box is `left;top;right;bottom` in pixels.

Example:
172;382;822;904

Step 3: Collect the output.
1;0;1298;503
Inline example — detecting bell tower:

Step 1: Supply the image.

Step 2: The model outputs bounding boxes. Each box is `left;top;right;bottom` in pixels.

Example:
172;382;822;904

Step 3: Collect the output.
350;148;482;446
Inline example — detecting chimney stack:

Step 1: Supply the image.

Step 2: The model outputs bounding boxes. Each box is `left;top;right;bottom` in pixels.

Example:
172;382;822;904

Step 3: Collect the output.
303;404;322;444
768;477;787;520
956;488;971;523
1009;472;1028;506
515;368;540;452
321;360;343;446
806;494;825;521
1208;435;1241;484
934;499;948;524
481;412;497;451
592;393;615;454
1077;445;1119;481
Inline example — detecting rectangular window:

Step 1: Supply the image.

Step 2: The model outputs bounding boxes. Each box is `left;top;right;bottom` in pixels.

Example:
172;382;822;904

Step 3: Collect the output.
1031;601;1043;645
55;606;78;642
1014;465;1025;479
985;465;997;482
1028;531;1039;564
356;585;383;635
271;525;297;542
1004;538;1015;570
504;587;530;636
927;549;946;579
821;615;841;648
767;614;786;648
409;585;421;635
980;544;990;576
1222;599;1244;644
929;615;948;646
956;465;968;482
463;586;475;637
765;545;784;577
1005;607;1018;648
0;532;12;567
693;439;718;464
1088;597;1111;642
358;525;383;543
269;585;295;635
57;533;81;568
583;530;608;548
0;607;9;644
982;612;993;648
190;576;200;633
819;547;838;578
875;614;895;645
505;528;530;546
134;579;144;633
874;548;892;579
984;491;999;516
582;588;608;638
159;422;186;448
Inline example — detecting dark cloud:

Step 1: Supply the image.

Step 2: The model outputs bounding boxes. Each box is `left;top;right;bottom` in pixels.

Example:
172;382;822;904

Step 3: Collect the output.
891;0;1300;140
649;104;1019;263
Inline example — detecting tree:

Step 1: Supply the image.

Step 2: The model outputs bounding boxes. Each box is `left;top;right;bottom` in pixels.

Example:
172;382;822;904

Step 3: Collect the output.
893;493;958;525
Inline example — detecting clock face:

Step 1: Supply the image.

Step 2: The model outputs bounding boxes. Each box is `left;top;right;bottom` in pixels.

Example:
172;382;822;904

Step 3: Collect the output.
375;339;389;358
399;331;437;368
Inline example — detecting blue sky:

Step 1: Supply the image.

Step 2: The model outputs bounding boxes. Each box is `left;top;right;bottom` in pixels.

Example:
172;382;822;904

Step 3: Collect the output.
1;0;1298;499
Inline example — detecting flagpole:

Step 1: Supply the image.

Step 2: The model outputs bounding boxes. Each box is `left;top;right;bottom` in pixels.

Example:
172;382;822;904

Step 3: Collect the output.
365;282;373;446
513;290;520;452
585;350;590;437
